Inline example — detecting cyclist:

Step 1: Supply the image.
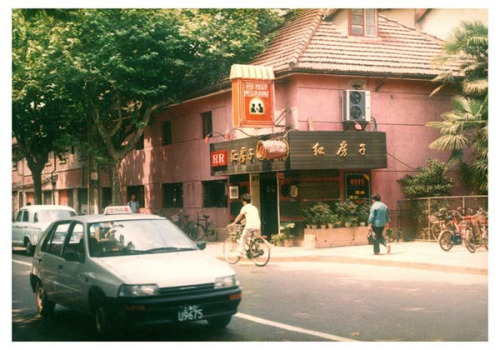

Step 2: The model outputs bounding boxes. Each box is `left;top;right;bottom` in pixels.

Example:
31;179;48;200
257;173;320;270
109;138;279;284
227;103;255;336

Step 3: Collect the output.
230;193;261;257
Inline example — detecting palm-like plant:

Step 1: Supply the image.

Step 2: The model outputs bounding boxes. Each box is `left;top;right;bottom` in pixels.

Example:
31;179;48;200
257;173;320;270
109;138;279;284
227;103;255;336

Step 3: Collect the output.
428;21;488;194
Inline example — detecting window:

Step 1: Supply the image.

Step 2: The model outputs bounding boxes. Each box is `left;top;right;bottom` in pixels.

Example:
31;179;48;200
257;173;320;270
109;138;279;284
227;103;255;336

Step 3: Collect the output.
202;111;213;139
163;120;172;145
163;183;183;208
16;210;29;222
42;222;71;256
203;180;228;208
63;223;85;262
350;9;377;37
127;185;145;208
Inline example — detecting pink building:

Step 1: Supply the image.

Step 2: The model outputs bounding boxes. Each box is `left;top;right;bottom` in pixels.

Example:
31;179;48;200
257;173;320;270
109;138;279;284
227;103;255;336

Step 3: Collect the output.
13;9;470;238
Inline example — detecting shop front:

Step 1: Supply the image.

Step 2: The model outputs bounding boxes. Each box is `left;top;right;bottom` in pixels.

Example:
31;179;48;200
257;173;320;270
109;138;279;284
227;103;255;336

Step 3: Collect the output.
210;130;387;238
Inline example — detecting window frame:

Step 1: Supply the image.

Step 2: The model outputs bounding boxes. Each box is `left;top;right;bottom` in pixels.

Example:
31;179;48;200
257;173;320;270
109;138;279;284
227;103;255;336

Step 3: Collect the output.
162;182;184;208
202;111;213;139
203;180;228;208
162;120;173;146
348;9;378;37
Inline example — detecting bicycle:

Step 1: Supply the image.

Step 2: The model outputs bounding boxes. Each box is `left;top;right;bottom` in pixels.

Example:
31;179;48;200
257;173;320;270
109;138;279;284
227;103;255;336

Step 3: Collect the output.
194;211;219;242
438;209;476;253
466;208;488;251
223;224;271;267
171;210;199;241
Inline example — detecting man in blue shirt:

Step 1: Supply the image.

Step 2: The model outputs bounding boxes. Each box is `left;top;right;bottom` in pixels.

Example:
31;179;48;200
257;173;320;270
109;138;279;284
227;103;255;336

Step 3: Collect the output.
368;193;391;255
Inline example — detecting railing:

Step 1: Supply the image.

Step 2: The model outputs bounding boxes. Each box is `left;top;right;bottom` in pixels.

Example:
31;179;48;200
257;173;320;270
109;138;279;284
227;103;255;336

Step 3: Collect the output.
397;195;488;241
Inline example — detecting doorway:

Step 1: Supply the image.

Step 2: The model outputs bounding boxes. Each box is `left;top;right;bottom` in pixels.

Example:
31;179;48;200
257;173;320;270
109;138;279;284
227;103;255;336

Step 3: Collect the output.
259;175;278;238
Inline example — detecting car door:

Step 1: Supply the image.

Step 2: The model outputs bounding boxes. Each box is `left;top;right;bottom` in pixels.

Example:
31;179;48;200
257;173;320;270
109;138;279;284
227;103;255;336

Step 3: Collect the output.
36;221;72;303
12;210;29;246
57;221;88;311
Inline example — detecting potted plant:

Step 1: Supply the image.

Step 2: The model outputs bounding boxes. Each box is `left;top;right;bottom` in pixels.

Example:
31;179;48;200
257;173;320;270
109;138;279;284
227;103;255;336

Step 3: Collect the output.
271;233;286;246
327;213;338;229
307;202;333;229
357;201;371;226
302;208;314;229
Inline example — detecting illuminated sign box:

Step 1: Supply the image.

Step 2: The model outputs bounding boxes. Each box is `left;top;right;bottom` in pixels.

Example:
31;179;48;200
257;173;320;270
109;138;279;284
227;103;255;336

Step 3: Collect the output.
231;64;275;128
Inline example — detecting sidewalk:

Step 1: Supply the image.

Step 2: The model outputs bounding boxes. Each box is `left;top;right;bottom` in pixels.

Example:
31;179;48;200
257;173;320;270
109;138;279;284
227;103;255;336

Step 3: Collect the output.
203;241;488;275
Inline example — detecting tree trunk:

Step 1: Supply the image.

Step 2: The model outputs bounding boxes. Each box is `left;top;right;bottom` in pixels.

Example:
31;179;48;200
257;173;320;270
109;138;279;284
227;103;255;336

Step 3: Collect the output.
27;160;45;205
31;167;43;205
110;158;123;205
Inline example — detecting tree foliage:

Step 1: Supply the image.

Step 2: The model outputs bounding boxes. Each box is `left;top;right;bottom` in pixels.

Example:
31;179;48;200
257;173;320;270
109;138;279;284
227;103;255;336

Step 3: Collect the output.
398;159;454;199
12;10;85;204
12;9;290;204
428;21;488;194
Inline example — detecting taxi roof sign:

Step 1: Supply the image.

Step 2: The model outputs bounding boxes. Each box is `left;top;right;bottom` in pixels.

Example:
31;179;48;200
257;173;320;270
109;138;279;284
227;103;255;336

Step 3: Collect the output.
104;206;133;215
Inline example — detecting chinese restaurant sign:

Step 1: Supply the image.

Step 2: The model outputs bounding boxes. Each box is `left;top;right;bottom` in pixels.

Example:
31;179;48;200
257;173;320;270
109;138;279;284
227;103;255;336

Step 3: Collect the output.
210;131;387;176
230;64;275;128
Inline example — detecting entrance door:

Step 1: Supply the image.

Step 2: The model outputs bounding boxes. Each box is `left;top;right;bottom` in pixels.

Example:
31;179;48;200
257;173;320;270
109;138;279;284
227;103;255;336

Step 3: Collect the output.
260;176;278;238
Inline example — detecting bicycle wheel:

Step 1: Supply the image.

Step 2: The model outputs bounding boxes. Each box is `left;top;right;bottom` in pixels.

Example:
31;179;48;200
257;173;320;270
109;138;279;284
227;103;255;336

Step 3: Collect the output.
464;228;476;253
186;223;200;241
195;224;206;240
204;223;219;242
223;237;241;264
481;225;488;251
438;230;453;252
250;237;271;267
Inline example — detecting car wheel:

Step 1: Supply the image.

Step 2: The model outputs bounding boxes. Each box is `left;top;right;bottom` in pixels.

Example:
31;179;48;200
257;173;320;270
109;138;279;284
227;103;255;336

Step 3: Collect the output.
35;281;55;318
26;240;35;256
208;315;232;329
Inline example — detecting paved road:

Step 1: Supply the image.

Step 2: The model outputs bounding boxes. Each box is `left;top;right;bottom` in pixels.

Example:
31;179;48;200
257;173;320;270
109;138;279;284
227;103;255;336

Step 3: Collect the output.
12;251;488;341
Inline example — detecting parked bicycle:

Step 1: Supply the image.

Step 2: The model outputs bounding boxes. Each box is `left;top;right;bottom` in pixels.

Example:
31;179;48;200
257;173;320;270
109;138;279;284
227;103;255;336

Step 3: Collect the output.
194;211;219;242
437;209;476;253
465;208;488;251
171;210;199;241
223;224;271;267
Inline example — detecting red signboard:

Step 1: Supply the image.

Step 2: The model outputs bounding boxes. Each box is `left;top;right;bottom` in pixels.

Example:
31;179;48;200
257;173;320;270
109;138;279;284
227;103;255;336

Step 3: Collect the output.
211;150;228;167
232;79;275;127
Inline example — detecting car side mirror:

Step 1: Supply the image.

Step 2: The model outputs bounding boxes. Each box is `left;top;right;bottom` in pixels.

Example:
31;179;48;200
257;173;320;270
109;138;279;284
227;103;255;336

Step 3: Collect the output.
196;241;206;250
64;251;82;262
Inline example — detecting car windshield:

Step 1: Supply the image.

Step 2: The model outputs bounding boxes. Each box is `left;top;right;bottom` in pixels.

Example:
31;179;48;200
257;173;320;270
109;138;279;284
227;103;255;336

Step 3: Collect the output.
35;210;76;223
87;218;198;257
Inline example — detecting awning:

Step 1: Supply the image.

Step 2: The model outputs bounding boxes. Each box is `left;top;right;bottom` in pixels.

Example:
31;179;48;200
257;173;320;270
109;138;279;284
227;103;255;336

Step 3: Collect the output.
230;64;275;80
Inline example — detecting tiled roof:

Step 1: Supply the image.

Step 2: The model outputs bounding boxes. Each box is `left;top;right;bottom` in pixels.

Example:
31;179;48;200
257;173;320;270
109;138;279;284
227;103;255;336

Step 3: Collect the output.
251;9;458;79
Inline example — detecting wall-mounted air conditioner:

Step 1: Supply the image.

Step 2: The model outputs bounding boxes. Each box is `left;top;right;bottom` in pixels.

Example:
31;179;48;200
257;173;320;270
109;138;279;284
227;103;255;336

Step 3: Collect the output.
342;90;371;122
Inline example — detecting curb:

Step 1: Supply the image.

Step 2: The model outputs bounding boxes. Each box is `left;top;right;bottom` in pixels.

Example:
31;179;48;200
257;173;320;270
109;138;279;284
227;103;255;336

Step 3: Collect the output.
215;255;488;275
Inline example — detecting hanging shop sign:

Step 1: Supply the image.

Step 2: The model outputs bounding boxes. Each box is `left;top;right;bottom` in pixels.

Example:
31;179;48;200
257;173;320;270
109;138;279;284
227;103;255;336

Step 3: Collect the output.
230;64;275;128
256;140;289;160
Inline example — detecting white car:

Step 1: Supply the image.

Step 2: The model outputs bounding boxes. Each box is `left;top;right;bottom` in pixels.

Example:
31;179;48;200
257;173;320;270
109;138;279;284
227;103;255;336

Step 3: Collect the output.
30;207;241;336
12;205;77;256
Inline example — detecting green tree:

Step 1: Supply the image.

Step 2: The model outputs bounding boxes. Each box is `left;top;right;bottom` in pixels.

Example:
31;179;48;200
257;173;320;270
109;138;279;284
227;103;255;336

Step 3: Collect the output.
428;21;488;194
398;159;454;199
12;10;84;204
13;9;289;205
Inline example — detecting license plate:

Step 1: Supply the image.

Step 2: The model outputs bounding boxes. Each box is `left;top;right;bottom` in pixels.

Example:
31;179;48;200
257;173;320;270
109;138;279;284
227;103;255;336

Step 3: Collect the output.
177;305;204;322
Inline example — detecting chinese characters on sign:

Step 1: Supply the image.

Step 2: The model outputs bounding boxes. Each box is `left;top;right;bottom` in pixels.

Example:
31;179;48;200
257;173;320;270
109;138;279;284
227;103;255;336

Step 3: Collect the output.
345;173;371;200
312;141;367;158
312;142;325;157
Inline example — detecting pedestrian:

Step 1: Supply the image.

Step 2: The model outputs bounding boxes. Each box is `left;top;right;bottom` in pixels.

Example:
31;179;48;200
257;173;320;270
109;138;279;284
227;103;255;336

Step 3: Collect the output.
26;202;32;206
368;193;391;255
231;193;261;257
127;194;139;213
